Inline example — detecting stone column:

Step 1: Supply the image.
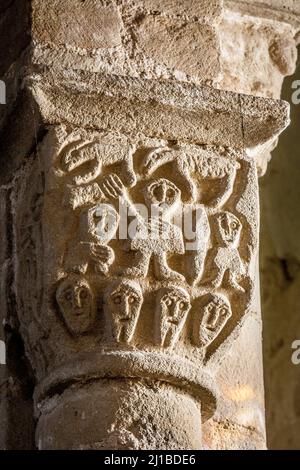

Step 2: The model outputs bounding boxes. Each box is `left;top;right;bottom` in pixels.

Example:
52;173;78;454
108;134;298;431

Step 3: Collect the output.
0;0;298;450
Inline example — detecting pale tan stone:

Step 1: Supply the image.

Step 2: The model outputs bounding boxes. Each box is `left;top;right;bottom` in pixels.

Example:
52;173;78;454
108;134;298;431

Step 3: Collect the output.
32;0;123;49
132;16;220;81
140;0;222;21
219;11;297;98
28;71;289;149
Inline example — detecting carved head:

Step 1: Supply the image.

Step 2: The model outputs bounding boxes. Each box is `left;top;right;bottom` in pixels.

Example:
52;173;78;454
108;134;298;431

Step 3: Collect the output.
105;280;143;343
80;204;119;244
194;294;232;348
156;286;191;349
56;275;96;336
144;179;181;215
216;211;242;247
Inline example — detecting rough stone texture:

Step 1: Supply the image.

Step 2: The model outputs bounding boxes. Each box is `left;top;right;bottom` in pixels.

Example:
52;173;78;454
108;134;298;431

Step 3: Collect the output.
36;380;203;450
0;0;299;450
28;71;290;149
260;50;300;449
9;119;262;448
225;0;300;29
219;11;297;99
31;0;222;84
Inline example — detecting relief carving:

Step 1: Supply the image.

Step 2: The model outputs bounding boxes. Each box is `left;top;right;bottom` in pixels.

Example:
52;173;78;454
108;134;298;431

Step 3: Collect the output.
125;178;185;281
65;203;119;275
141;147;240;206
155;286;191;349
55;128;136;210
204;211;245;292
15;126;257;380
104;280;143;344
52;130;252;354
193;293;232;348
56;275;96;336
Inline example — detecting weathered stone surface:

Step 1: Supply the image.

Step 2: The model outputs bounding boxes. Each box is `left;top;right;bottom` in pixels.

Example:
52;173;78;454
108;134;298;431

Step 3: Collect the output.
131;16;220;81
139;0;222;21
227;0;300;16
28;72;289;149
31;0;222;84
10;123;258;448
219;10;297;98
36;380;203;450
32;0;123;50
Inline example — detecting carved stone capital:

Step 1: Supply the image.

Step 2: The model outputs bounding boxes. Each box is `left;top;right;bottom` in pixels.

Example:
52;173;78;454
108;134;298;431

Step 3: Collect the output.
6;76;287;448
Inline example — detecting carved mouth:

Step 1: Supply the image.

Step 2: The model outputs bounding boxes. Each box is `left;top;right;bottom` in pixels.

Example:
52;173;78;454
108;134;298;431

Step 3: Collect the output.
74;310;85;317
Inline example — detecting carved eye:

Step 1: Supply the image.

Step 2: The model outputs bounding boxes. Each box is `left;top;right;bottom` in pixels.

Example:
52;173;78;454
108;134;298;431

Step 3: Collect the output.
64;291;72;302
80;289;88;300
129;296;137;304
113;295;121;305
165;298;173;307
179;301;186;310
231;222;237;229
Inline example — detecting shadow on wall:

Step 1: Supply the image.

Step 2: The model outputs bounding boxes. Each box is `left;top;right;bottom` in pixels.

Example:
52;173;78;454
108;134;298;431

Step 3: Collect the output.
260;45;300;450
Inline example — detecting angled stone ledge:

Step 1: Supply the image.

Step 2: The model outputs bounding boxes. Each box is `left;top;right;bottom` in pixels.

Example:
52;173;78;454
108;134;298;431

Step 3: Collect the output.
28;71;290;150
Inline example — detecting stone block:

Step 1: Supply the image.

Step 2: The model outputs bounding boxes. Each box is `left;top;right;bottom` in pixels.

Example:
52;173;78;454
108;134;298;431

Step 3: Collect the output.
133;15;220;80
32;0;122;49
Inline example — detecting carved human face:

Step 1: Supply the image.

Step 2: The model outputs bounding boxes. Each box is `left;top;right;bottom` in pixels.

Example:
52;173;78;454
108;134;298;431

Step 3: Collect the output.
56;276;96;336
145;179;181;215
82;204;119;244
194;294;232;348
216;211;242;247
156;287;191;348
106;281;143;343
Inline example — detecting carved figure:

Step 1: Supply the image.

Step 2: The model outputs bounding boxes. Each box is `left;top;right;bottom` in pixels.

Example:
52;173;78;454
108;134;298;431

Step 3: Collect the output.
56;275;96;336
65;204;119;275
206;211;245;291
155;286;191;348
184;205;210;285
100;173;185;281
193;293;232;348
141;147;240;206
104;280;143;343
